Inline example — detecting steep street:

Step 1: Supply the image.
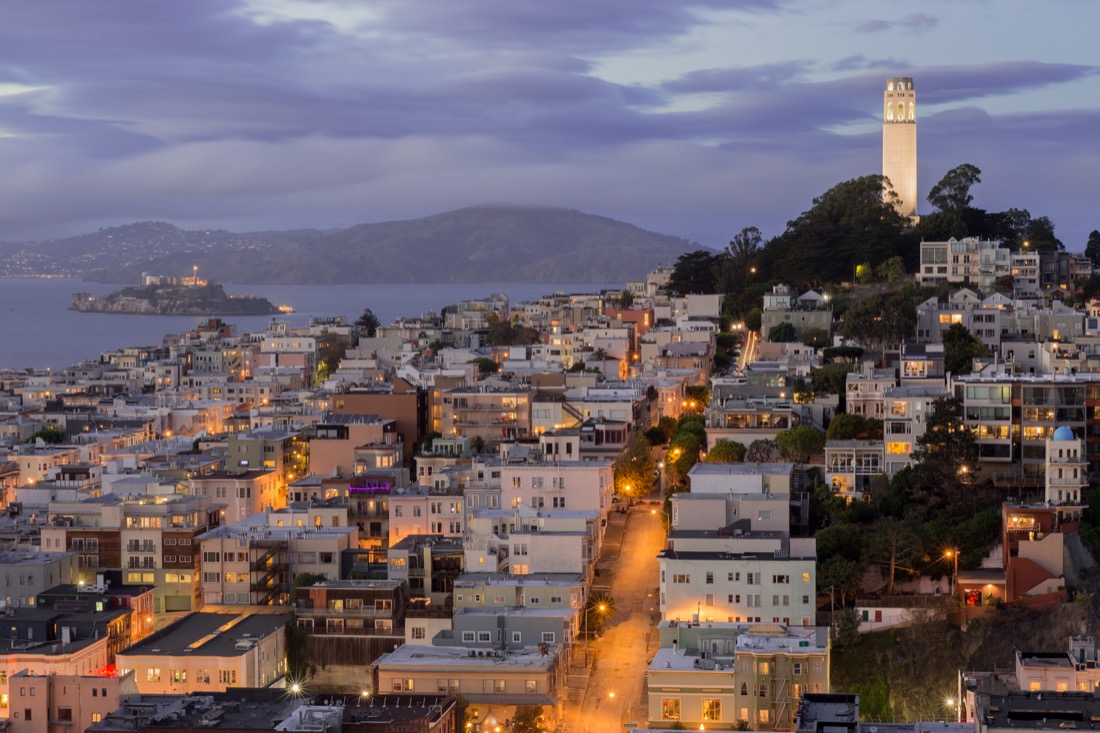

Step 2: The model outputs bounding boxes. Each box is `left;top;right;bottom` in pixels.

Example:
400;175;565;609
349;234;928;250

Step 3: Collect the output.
567;499;665;733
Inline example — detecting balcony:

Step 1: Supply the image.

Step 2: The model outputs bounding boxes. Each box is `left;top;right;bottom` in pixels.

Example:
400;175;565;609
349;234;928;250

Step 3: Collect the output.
294;603;393;618
126;543;156;553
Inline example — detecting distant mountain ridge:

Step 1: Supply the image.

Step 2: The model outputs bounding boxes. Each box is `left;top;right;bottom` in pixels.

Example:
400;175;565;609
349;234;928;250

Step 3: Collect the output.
0;206;696;284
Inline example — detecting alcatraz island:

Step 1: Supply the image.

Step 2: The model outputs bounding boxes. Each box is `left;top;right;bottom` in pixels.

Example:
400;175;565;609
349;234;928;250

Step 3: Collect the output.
70;270;287;316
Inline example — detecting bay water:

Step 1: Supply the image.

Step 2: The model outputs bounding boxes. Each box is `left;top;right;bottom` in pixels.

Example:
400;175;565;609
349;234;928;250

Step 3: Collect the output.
0;279;615;370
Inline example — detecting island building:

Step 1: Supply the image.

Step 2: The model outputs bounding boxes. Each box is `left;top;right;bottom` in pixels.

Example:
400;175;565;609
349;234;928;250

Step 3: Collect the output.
883;76;917;218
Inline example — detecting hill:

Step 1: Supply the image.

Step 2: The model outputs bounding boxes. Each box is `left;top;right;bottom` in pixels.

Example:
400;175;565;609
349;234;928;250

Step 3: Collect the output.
0;207;695;284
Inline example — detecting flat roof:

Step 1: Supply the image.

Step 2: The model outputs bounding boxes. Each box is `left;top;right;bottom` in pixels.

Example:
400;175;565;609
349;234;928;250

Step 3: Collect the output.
455;572;582;587
375;643;557;670
119;613;290;658
982;691;1100;729
0;550;76;566
688;462;795;476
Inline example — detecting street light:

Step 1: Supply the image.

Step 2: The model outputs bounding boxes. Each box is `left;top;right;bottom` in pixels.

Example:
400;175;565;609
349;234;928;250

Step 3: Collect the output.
944;549;959;592
583;602;608;666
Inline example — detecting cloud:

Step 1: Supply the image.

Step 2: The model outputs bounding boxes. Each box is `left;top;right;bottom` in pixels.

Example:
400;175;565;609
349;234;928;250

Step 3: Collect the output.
855;13;938;33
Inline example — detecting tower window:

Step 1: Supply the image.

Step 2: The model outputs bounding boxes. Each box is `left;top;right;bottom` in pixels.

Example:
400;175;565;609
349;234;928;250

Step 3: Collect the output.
897;102;905;120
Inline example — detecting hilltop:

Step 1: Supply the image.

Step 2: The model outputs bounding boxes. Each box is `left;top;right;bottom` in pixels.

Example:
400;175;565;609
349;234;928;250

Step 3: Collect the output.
0;206;696;284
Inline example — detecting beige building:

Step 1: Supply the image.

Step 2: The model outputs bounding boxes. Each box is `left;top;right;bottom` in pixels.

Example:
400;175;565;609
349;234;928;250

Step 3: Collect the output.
882;76;917;218
647;622;830;730
3;670;138;732
116;612;289;694
198;513;355;607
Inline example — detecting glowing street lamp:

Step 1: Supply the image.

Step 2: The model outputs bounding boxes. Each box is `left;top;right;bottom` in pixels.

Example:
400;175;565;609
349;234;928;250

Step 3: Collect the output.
944;549;959;591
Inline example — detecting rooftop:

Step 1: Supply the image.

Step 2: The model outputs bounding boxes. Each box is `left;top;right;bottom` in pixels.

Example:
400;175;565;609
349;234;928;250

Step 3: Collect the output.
119;613;290;658
375;643;558;669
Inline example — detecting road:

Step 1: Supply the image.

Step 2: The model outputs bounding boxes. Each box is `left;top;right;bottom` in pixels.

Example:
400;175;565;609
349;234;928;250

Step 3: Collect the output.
738;328;758;371
568;498;665;733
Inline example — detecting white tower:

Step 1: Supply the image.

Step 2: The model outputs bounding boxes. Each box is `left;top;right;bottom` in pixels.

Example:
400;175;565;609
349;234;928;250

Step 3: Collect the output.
882;77;917;218
1046;426;1086;520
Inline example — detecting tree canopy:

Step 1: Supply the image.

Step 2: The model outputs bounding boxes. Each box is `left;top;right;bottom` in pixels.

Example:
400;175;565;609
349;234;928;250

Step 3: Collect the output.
763;175;915;285
705;440;747;463
942;323;989;375
355;307;380;337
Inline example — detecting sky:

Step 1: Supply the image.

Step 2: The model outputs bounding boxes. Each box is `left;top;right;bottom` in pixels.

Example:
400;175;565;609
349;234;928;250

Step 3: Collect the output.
0;0;1097;251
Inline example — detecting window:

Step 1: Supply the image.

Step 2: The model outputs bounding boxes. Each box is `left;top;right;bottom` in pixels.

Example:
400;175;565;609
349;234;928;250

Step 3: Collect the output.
24;709;31;722
759;710;771;724
92;713;102;723
411;626;426;640
705;572;714;584
526;680;537;693
58;707;73;722
661;698;681;721
672;574;690;584
702;699;721;722
542;632;556;643
147;668;161;682
759;662;770;674
740;683;748;696
512;631;522;643
462;632;475;642
478;632;492;642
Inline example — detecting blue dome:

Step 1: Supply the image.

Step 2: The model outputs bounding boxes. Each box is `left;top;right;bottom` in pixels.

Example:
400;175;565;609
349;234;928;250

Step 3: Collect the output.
1052;426;1076;441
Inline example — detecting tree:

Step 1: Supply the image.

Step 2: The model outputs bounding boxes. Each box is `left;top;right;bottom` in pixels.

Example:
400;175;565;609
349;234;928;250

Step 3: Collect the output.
355;307;380;338
745;439;780;463
775;426;825;463
865;517;922;594
715;226;764;292
855;263;873;284
765;175;913;286
927;163;982;220
511;705;546;733
667;249;720;295
800;327;830;349
817;555;864;605
826;413;883;441
875;256;907;282
910;396;978;514
705;440;747;463
614;432;656;498
768;322;798;343
840;292;916;360
26;427;67;444
942;322;989;375
1086;230;1100;268
468;357;500;375
744;307;762;332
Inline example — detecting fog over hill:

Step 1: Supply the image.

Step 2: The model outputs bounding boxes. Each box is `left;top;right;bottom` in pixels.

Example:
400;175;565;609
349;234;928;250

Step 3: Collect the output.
0;206;696;284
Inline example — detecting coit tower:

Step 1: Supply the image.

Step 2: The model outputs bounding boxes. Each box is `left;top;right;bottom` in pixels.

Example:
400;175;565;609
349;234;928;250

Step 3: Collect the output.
882;77;917;218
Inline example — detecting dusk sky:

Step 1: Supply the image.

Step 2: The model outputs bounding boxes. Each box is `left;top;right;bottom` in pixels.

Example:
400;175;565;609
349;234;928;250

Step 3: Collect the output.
1;0;1097;251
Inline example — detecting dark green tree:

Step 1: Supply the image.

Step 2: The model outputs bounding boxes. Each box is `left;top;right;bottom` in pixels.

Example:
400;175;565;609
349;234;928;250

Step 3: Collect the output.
927;163;981;220
667;249;720;295
840;292;916;360
817;555;864;605
800;327;830;349
775;426;825;463
715;226;764;292
468;357;500;375
745;439;780;463
705;440;747;463
26;427;68;444
864;517;922;594
942;322;989;375
826;413;883;441
768;322;798;342
1086;230;1100;268
614;432;656;498
765;175;912;285
355;307;381;337
875;256;907;282
511;705;546;733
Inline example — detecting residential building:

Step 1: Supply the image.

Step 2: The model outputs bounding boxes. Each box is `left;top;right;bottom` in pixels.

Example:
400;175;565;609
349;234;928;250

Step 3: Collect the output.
883;385;948;476
440;385;533;444
845;363;895;419
387;535;465;607
371;642;563;708
198;513;356;607
116;612;289;694
3;669;138;732
760;285;832;340
41;493;221;613
647;621;830;730
658;524;817;626
824;441;884;501
0;550;79;609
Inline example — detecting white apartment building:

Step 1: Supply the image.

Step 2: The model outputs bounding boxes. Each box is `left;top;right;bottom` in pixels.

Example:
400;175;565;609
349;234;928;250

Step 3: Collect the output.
499;459;614;514
658;545;816;626
883;385;948;476
845;363;895;419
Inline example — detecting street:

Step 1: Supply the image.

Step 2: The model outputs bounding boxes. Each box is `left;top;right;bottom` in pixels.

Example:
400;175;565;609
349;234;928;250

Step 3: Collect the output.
567;498;665;733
